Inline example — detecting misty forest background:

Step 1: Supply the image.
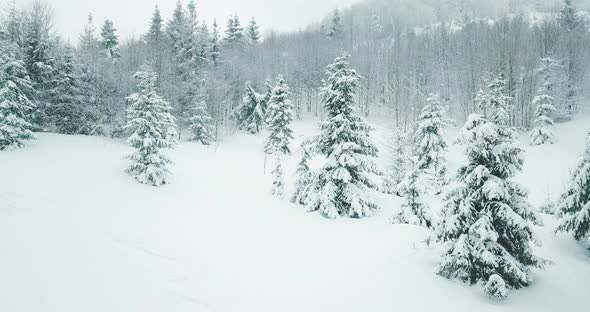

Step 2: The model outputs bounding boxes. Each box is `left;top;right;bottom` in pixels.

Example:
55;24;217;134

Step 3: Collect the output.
1;0;589;140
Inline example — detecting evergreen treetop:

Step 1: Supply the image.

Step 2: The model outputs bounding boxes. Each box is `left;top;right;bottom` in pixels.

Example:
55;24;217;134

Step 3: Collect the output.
247;17;261;44
327;9;343;39
145;6;164;47
210;19;221;66
223;15;244;47
559;0;583;32
100;19;120;59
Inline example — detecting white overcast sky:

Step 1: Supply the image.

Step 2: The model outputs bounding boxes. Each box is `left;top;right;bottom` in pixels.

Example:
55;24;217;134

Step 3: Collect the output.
11;0;362;43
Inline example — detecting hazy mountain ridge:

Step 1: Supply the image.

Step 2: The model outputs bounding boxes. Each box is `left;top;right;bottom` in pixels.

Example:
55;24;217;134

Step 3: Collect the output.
328;0;590;35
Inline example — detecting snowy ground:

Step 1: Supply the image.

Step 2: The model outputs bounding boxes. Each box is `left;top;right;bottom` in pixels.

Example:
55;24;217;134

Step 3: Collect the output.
1;115;589;312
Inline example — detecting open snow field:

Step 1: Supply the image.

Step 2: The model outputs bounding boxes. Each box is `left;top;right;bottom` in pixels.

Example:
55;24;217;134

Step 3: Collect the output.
1;115;589;312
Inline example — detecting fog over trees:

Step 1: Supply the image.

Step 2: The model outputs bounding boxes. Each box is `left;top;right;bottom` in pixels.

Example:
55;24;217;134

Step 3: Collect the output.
1;0;588;140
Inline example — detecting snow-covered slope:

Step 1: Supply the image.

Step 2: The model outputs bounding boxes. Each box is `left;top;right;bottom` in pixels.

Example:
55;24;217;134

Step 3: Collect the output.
0;114;589;312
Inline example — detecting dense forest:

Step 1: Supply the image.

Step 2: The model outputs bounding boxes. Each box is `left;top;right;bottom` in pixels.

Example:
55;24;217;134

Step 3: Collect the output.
1;0;589;141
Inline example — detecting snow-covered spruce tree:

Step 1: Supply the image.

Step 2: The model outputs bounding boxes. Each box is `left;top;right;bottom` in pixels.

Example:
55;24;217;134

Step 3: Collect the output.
435;113;546;298
125;66;177;186
383;128;409;195
223;15;244;47
78;14;101;64
271;155;286;197
292;139;316;205
49;48;87;134
555;130;590;246
235;83;262;133
166;1;185;57
307;53;381;219
259;79;273;116
145;6;165;78
209;19;222;67
474;74;512;127
392;163;432;228
23;7;55;127
558;0;584;115
246;17;261;45
243;84;266;134
530;95;556;145
264;77;293;155
0;41;35;150
246;100;266;134
169;0;210;139
188;89;214;145
178;0;209;72
265;76;294;197
413;93;448;187
327;9;343;39
100;19;120;60
530;58;559;146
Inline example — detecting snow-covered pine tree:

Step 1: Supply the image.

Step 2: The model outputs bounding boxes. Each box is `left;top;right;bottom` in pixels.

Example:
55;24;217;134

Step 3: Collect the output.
235;83;260;132
231;15;244;44
530;58;558;146
242;83;266;134
180;0;209;70
0;41;35;150
223;15;244;47
78;14;100;64
292;139;316;205
76;63;102;135
189;104;213;145
474;74;512;127
555;130;590;246
168;0;210;140
145;6;164;52
413;93;448;187
392;162;432;228
125;65;177;186
271;155;285;197
198;22;211;61
210;19;221;67
49;48;87;134
265;76;293;197
259;79;273;116
327;9;343;39
246;17;261;45
558;0;582;32
530;95;556;145
3;3;23;46
558;0;584;115
23;5;55;127
246;100;266;134
145;6;165;79
383;128;409;195
189;84;214;145
264;76;293;155
100;20;120;60
435;113;546;298
166;1;185;56
307;53;381;219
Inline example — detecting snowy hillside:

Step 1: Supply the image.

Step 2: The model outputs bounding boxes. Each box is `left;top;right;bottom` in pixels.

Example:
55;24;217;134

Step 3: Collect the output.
1;113;588;312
